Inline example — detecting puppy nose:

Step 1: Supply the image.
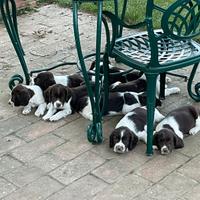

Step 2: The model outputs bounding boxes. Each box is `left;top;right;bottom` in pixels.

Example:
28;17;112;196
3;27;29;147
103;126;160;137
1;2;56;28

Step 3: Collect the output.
116;146;123;152
161;146;169;155
56;102;61;108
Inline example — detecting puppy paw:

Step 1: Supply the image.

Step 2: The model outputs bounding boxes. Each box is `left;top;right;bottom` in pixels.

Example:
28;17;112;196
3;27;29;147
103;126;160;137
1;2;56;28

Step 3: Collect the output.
166;77;172;83
22;109;31;115
153;145;158;150
42;115;50;121
34;109;44;117
189;127;200;135
49;115;60;122
173;87;181;94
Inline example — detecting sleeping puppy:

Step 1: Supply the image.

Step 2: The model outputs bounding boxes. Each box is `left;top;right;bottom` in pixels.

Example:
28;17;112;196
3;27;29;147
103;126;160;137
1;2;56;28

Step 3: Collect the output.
9;84;46;117
79;91;162;121
109;107;164;153
110;74;180;98
153;105;200;155
31;71;84;91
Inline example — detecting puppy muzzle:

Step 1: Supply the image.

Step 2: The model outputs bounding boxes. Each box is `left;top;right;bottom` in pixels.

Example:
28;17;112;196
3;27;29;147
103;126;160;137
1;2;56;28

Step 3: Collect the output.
114;144;126;153
54;101;64;109
161;145;170;155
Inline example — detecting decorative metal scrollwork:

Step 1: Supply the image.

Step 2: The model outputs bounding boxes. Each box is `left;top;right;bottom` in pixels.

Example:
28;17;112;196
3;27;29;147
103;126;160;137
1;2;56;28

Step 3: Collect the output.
9;74;24;90
162;0;200;40
187;63;200;102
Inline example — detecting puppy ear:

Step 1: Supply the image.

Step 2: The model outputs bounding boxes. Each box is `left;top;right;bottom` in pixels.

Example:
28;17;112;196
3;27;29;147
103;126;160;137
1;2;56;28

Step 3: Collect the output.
64;87;72;101
44;87;52;102
173;135;184;149
28;89;34;98
153;132;158;147
109;132;115;148
128;132;139;150
155;98;162;107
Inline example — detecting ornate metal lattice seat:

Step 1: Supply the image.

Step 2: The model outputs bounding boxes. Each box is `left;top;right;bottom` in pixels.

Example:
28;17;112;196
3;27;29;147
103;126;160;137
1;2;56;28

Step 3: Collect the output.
114;30;200;66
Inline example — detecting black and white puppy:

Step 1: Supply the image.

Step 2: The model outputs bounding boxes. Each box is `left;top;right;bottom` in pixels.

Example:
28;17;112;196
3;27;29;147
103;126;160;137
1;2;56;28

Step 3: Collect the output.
110;74;180;98
9;84;46;117
109;107;164;153
153;105;200;155
42;84;90;121
43;82;162;121
80;91;162;121
31;71;84;91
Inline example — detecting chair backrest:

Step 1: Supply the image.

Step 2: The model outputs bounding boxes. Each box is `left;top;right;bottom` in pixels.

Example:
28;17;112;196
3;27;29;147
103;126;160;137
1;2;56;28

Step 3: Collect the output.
161;0;200;40
144;0;200;65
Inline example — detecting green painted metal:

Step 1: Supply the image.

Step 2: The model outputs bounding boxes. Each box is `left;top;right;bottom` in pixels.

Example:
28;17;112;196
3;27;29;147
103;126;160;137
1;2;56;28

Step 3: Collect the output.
102;0;200;155
187;63;200;102
0;0;30;89
72;0;104;144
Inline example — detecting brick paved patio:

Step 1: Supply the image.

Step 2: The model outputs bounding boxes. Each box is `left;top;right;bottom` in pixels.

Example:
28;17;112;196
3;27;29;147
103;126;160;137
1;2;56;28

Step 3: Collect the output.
0;4;200;200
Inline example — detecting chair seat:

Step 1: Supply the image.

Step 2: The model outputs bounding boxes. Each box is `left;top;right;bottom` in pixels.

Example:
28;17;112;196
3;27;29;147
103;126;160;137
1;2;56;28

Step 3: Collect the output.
114;30;200;66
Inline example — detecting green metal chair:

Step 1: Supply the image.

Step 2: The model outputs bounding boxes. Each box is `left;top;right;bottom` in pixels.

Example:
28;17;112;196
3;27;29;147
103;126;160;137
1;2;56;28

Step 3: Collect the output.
102;0;200;155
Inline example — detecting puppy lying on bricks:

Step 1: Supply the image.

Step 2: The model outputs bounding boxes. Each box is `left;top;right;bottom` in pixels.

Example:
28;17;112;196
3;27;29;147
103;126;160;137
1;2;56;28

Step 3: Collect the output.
79;90;162;121
31;71;84;91
110;74;180;98
42;81;162;121
153;105;200;155
109;106;164;153
42;83;92;121
9;84;46;117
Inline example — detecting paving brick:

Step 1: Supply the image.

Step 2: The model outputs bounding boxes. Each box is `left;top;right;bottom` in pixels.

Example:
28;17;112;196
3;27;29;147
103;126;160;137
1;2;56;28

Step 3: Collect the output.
47;175;108;200
51;135;93;161
11;134;65;162
53;117;90;140
0;155;22;175
3;165;45;187
178;154;200;182
92;146;151;184
0;116;32;138
177;134;200;157
50;151;105;185
184;185;200;200
0;177;17;199
0;135;26;156
159;172;198;197
3;176;63;200
29;153;64;173
92;158;137;184
133;184;180;200
16;120;66;142
135;152;189;183
94;174;152;200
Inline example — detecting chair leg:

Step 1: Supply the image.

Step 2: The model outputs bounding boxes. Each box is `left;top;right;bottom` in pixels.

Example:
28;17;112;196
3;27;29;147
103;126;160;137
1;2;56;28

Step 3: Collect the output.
187;63;200;102
159;73;166;100
145;73;158;156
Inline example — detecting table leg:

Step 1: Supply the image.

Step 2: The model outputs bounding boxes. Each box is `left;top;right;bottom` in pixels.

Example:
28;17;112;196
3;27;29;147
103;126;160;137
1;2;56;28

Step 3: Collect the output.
1;0;29;89
72;1;104;144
